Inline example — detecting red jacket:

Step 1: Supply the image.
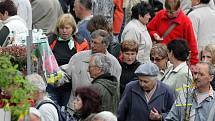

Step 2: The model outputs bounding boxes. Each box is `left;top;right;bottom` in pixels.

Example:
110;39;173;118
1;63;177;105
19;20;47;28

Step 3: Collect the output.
147;10;199;65
113;0;124;34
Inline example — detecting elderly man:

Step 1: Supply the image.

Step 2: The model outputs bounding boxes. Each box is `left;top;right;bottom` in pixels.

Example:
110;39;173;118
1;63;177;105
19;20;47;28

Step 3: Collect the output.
26;73;59;121
117;62;175;121
166;62;215;121
59;29;121;108
89;53;119;114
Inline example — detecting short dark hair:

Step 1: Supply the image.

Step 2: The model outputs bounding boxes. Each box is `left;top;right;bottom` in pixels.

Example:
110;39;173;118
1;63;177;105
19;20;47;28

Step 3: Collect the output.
200;0;210;4
131;1;152;19
0;0;17;16
87;15;112;33
79;0;92;10
167;39;190;61
75;86;101;119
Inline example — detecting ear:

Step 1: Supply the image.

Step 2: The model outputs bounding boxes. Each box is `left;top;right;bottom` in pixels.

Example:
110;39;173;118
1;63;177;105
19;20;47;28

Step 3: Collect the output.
209;75;214;82
4;11;8;16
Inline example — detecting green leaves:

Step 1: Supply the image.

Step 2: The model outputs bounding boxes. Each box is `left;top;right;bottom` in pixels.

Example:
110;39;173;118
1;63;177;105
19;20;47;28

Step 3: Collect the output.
0;55;34;121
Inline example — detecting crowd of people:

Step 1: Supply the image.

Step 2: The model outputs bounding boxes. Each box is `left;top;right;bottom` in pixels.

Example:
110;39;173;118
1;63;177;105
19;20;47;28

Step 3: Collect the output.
1;0;215;121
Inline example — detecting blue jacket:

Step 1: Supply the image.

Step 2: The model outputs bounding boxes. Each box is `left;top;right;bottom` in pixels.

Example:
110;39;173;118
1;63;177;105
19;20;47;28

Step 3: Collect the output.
117;80;175;121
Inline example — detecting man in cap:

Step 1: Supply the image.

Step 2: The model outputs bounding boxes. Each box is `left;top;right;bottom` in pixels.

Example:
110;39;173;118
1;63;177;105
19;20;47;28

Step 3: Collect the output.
117;62;175;121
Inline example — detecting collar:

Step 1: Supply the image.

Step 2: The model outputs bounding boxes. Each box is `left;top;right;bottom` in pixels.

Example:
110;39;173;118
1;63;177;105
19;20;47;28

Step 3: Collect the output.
3;15;26;25
194;86;214;101
131;19;147;31
193;3;210;10
171;61;187;73
160;9;184;25
78;15;93;25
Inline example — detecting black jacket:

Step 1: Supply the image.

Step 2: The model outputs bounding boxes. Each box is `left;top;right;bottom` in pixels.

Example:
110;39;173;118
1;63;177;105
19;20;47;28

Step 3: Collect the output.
120;61;141;96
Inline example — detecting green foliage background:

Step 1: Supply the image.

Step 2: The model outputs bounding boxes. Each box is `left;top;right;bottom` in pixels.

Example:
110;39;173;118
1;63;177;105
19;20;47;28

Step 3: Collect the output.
0;55;35;121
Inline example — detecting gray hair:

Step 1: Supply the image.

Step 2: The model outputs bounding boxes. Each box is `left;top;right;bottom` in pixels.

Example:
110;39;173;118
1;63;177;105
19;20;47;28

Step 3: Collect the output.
91;53;112;74
198;61;215;76
92;111;117;121
26;73;47;92
91;29;112;47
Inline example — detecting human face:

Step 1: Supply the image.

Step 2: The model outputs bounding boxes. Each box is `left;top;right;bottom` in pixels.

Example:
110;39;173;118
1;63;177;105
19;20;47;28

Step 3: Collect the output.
122;51;137;65
73;95;83;111
201;50;212;63
91;37;106;54
150;54;168;71
166;9;180;19
73;0;81;18
58;24;74;40
88;57;102;79
138;76;156;92
139;13;151;25
193;63;213;92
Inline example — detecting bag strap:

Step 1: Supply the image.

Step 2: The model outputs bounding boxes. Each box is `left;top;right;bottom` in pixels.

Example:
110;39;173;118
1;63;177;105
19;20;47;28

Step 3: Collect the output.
207;100;215;121
36;100;58;110
162;23;177;39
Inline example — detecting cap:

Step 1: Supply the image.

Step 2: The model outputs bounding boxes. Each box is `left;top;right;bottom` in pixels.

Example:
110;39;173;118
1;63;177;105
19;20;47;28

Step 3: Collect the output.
135;62;159;76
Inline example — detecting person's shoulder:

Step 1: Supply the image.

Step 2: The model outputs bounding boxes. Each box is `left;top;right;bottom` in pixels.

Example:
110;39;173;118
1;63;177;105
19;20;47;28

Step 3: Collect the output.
126;80;139;88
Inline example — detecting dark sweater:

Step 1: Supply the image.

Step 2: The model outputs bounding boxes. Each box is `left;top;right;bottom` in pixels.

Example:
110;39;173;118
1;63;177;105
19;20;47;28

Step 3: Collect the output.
48;34;76;66
120;61;141;96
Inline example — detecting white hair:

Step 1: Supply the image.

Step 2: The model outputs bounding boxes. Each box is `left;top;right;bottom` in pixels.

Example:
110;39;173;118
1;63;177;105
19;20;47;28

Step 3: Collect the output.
26;73;47;92
92;111;117;121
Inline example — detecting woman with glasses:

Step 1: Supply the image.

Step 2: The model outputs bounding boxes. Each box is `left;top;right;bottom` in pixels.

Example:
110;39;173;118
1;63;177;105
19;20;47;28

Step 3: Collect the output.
150;43;171;80
147;0;198;66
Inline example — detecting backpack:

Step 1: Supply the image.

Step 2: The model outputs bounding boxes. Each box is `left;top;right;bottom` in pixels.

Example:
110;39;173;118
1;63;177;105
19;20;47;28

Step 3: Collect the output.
36;100;77;121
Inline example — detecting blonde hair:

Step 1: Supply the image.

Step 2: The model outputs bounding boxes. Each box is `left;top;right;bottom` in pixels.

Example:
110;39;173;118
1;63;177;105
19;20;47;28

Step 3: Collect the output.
55;13;77;35
201;44;215;65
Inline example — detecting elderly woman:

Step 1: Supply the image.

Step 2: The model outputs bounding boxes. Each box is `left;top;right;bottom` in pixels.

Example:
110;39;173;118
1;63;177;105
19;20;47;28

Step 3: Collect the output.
121;1;152;63
47;13;89;107
73;86;101;121
200;44;215;90
92;111;117;121
0;0;28;46
201;44;215;65
150;43;171;80
117;62;175;121
26;73;59;121
120;40;141;96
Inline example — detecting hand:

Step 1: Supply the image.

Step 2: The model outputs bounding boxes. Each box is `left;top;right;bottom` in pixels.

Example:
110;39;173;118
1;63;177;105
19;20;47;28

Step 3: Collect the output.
153;33;163;41
149;107;162;120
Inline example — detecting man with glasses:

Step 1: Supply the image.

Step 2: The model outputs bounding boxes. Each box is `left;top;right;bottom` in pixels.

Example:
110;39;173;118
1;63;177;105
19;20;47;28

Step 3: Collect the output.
147;0;198;66
57;29;121;109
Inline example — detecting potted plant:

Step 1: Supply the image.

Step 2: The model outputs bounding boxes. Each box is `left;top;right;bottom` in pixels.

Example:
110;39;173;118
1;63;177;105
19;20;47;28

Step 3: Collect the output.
0;46;35;121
